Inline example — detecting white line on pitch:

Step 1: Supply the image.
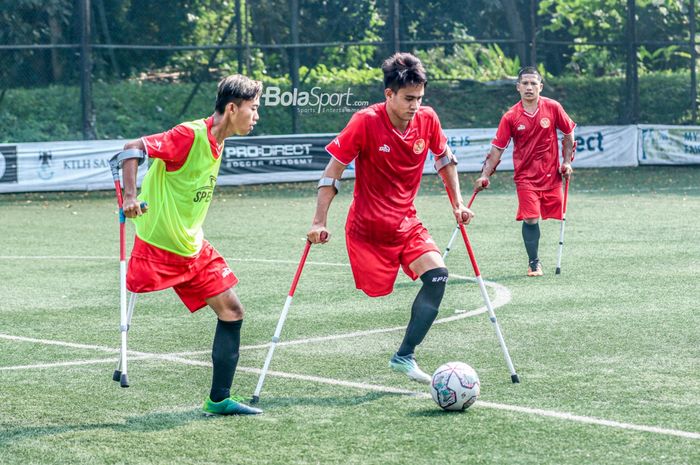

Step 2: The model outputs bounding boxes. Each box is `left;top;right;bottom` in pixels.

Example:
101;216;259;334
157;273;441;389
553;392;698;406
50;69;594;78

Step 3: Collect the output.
0;256;115;260
0;356;152;371
0;333;121;353
0;256;349;268
167;273;509;356
233;367;700;440
2;334;697;440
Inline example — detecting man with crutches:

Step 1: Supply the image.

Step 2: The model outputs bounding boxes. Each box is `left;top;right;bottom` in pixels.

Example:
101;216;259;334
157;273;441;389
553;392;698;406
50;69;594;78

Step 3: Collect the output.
115;74;263;416
307;53;474;384
475;66;575;277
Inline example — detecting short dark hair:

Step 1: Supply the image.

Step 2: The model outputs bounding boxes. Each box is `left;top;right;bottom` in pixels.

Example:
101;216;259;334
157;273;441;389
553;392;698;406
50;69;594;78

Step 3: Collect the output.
382;53;428;93
215;75;263;113
517;66;543;82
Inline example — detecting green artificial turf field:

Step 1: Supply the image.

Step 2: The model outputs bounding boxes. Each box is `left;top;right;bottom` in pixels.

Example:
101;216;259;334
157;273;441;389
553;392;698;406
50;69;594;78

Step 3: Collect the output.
0;166;698;465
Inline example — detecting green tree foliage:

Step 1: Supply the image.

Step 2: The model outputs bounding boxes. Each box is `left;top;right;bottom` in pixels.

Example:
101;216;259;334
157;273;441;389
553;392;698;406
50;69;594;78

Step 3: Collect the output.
0;0;697;88
0;0;73;86
540;0;690;76
249;0;378;78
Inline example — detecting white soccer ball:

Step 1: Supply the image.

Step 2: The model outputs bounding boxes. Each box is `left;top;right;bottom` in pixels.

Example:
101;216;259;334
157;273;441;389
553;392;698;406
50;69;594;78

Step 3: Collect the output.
431;362;480;411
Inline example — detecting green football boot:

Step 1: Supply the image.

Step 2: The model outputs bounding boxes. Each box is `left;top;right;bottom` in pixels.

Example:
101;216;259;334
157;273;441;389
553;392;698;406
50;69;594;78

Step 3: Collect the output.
203;395;263;416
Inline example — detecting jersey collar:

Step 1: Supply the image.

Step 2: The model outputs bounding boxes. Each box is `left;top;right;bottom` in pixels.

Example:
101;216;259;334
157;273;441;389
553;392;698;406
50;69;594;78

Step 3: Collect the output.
380;103;417;140
520;99;540;118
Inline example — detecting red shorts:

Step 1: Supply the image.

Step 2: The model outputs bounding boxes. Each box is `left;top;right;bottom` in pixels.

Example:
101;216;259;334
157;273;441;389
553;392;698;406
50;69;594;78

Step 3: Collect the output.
516;186;564;221
345;223;440;298
126;236;238;312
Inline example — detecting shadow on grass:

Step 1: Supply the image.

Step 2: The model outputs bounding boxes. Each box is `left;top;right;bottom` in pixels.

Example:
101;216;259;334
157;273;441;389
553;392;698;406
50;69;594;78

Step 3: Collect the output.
252;391;406;409
408;407;473;418
0;409;206;446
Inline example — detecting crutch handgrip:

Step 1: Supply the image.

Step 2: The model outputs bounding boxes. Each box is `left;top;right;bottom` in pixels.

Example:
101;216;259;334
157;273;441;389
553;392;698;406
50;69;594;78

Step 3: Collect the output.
119;202;149;223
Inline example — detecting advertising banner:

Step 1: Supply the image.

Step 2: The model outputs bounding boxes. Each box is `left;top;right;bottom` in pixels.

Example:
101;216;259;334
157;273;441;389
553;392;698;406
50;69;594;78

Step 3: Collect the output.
0;140;147;193
217;134;338;186
0;124;692;193
436;125;638;174
638;125;700;165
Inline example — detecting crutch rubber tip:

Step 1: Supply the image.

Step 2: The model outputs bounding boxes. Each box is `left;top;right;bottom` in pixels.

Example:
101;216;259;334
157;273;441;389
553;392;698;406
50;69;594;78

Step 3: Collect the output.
112;370;121;382
511;374;521;384
251;395;260;404
120;374;130;388
555;267;561;275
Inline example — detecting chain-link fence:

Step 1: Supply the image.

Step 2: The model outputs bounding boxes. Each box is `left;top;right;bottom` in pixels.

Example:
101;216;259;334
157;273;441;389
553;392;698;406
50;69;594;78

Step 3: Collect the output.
0;0;697;141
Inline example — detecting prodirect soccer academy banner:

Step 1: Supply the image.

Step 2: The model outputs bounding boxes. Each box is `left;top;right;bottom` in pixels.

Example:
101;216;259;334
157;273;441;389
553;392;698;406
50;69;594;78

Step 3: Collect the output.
0;125;692;193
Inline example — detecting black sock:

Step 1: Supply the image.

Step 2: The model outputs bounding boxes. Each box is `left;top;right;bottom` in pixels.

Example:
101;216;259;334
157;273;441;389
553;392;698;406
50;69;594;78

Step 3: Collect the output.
522;222;540;264
209;319;242;402
397;267;448;357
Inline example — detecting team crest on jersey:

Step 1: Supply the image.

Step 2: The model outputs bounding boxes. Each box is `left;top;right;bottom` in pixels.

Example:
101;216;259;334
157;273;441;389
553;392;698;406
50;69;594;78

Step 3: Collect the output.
540;118;551;128
413;138;426;154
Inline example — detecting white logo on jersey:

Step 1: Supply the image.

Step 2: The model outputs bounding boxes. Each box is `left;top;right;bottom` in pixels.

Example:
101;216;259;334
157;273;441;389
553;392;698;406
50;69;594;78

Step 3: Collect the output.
222;267;233;278
425;238;435;244
517;124;526;131
333;138;341;147
379;144;391;153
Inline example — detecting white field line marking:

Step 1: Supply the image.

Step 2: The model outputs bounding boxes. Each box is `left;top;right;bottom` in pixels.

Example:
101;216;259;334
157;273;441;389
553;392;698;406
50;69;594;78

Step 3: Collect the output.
0;256;348;268
2;335;698;440
0;333;216;368
167;273;509;356
0;333;121;353
235;367;699;440
2;350;696;440
0;256;115;260
14;259;695;440
0;355;152;371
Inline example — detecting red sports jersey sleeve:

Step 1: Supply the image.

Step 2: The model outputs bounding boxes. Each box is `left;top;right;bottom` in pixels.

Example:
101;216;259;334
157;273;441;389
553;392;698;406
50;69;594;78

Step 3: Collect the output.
325;112;367;165
142;124;196;171
427;108;447;155
492;114;513;149
554;102;576;135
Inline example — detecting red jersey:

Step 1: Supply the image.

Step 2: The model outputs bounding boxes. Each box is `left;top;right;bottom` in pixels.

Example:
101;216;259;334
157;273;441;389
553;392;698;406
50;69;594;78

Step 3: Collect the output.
326;102;447;244
142;116;223;171
492;97;575;190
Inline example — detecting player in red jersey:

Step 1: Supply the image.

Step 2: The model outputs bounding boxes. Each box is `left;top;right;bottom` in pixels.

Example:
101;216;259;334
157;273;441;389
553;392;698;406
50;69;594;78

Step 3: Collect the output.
475;66;575;277
307;53;474;384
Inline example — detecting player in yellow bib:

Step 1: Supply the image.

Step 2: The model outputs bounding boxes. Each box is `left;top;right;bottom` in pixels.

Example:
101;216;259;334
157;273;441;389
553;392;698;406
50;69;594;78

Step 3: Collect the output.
121;75;263;415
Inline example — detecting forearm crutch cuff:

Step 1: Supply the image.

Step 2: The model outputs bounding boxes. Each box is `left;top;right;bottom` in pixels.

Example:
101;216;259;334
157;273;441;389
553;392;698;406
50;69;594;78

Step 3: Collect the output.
317;177;341;193
109;149;147;180
434;150;458;172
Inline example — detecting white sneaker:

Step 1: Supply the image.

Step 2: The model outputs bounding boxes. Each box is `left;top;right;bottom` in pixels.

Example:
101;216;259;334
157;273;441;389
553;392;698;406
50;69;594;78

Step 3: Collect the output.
389;353;432;384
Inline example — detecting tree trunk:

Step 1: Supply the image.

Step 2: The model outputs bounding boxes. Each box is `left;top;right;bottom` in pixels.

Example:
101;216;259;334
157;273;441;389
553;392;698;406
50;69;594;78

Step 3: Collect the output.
48;12;63;82
500;0;528;66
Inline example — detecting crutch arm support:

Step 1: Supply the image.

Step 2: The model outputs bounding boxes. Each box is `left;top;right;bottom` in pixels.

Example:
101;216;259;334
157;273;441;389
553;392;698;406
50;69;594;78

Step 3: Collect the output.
110;149;147;170
434;149;458;172
317;177;341;194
